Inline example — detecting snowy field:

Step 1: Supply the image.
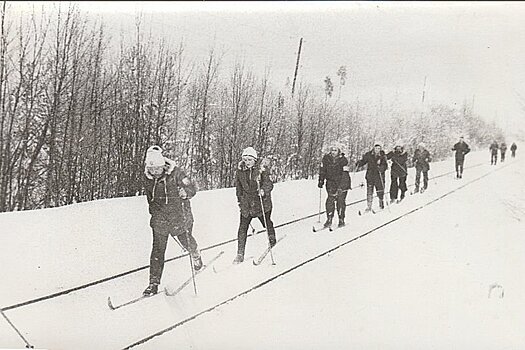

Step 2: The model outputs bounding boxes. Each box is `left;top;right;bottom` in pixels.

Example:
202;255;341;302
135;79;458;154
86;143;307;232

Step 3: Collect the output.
1;150;525;349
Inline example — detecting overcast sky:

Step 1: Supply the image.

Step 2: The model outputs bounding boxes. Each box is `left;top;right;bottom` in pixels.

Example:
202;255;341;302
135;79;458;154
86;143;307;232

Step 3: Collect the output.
11;1;525;138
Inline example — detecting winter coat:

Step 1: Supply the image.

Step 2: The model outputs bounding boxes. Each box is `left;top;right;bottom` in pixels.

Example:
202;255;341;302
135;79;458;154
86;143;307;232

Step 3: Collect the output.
500;143;507;152
356;150;388;182
489;142;499;154
318;152;351;191
452;141;471;160
144;160;197;234
386;149;408;177
413;149;431;171
511;143;517;151
236;159;273;218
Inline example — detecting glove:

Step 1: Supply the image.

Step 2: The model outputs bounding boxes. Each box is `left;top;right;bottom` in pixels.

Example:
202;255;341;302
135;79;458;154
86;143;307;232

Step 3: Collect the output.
259;189;265;197
318;180;324;188
178;188;188;199
336;188;343;196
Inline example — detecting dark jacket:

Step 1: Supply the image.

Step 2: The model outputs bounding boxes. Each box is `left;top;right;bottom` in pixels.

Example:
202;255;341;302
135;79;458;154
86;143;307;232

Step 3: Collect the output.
144;161;197;233
318;153;351;191
413;149;431;171
489;142;499;154
452;141;471;160
511;143;517;151
356;150;388;182
236;159;273;218
500;143;507;152
386;149;408;177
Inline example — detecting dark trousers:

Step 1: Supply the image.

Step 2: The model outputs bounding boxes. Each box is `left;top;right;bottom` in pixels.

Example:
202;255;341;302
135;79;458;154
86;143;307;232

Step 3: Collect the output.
501;152;506;162
415;169;428;190
325;187;348;220
491;152;498;165
237;211;276;256
455;158;464;176
390;174;407;200
366;175;385;209
149;227;198;285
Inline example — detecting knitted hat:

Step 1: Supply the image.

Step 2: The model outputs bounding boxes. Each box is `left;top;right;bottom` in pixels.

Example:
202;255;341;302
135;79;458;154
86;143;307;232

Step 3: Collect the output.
145;145;165;168
242;147;258;160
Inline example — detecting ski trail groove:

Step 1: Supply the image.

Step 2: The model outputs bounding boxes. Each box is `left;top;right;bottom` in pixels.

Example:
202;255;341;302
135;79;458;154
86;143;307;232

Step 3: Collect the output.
122;161;510;349
0;163;484;312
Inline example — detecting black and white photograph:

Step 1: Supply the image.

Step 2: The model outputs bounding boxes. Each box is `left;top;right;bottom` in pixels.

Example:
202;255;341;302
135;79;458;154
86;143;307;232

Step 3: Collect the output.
1;1;524;349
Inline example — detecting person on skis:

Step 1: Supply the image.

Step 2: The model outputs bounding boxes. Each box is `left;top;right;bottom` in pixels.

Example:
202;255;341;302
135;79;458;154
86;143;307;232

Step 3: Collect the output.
318;145;352;228
489;140;499;165
511;142;517;158
386;143;408;202
413;143;431;193
233;147;276;264
356;144;388;212
500;142;507;162
452;136;471;178
142;145;202;296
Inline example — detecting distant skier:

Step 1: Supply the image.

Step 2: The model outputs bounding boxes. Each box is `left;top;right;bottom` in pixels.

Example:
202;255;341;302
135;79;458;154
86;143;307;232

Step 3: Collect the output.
511;142;517;158
386;143;408;202
413;143;431;193
142;146;202;296
500;142;507;162
233;147;276;264
452;136;471;178
318;145;352;228
356;144;388;212
489;140;499;165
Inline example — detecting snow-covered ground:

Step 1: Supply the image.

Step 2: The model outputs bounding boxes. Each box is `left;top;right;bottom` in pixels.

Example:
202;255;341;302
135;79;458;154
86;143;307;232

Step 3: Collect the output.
1;151;524;349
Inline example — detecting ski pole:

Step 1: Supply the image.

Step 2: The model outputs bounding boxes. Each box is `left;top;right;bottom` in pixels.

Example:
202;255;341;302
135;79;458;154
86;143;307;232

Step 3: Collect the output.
0;309;34;348
257;178;276;265
317;187;322;223
169;233;197;295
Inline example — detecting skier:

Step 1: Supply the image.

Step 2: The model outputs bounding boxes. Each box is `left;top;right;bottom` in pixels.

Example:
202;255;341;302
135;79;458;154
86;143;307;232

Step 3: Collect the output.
489;140;499;165
233;147;276;264
142;145;202;296
413;143;431;193
452;136;471;178
500;142;507;162
511;142;517;158
386;143;408;202
356;144;388;212
318;145;352;228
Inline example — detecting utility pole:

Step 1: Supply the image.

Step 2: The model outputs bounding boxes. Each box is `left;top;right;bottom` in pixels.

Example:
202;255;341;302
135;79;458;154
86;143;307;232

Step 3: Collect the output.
291;37;303;97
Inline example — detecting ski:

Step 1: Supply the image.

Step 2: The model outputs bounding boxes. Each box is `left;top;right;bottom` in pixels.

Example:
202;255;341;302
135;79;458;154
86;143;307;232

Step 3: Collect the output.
212;255;255;274
252;235;286;266
164;251;224;296
358;209;376;215
312;224;332;233
108;251;224;309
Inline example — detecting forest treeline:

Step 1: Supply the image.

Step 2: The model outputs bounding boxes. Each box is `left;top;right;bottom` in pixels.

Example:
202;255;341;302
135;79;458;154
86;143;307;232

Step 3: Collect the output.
0;5;503;211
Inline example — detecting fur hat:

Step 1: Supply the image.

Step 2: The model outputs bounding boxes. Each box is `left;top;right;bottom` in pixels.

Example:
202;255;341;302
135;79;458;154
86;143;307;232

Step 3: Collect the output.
145;145;165;168
242;147;258;160
418;142;426;148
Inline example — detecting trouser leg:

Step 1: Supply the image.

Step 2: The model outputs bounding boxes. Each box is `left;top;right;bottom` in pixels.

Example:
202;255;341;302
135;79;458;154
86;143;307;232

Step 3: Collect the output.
423;171;428;189
149;231;169;285
366;181;374;209
237;215;252;256
389;174;399;200
415;169;421;189
325;187;336;219
258;210;276;246
336;191;348;219
399;176;407;198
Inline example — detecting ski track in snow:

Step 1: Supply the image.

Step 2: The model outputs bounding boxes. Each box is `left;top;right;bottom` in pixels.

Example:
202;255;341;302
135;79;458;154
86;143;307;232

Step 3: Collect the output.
1;151;525;349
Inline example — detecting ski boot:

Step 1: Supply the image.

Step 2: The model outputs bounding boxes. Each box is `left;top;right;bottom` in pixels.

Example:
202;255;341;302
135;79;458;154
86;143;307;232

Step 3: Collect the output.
269;235;277;248
191;250;203;271
143;283;159;297
400;192;405;201
338;218;345;228
379;200;384;210
390;198;396;204
233;254;244;264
